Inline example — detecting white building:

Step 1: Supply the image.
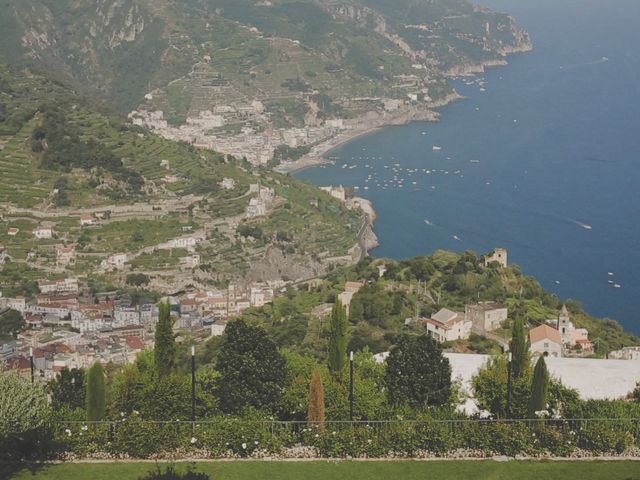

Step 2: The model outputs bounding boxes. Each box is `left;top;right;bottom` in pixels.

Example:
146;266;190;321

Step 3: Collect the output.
114;306;140;327
101;253;128;270
34;226;53;240
80;215;95;227
424;308;472;342
246;198;267;218
529;324;563;358
38;278;79;295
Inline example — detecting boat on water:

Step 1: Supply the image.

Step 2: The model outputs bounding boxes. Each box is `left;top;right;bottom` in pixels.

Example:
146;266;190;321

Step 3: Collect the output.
453;235;461;241
432;145;442;151
470;159;480;163
424;220;432;225
613;284;622;289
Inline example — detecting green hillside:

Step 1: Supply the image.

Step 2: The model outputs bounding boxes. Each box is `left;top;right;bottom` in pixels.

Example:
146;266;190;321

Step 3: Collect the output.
0;0;531;116
0;64;364;291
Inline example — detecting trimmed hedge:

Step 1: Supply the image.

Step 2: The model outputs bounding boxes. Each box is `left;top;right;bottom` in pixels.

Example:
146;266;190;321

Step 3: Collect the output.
44;416;640;459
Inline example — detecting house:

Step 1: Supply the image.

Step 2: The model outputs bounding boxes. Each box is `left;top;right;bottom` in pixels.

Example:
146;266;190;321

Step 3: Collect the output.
484;248;508;268
56;246;77;266
246;198;267;218
101;253;127;270
211;321;226;337
529;324;563;358
465;302;508;332
609;346;640;361
80;215;95;227
125;336;145;352
38;278;79;295
34;226;53;240
7;228;19;236
424;308;471;342
250;285;274;308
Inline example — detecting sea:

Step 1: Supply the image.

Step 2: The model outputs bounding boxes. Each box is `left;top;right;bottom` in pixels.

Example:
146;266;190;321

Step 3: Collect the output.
296;0;640;334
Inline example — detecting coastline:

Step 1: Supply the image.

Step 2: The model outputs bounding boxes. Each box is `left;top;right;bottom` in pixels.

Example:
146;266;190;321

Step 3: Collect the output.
276;92;463;175
277;47;533;175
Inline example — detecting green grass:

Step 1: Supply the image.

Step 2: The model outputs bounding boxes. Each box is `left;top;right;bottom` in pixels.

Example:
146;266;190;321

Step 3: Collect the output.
4;460;640;480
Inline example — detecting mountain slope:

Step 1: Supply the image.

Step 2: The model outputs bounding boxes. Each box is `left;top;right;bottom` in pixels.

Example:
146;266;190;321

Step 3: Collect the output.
0;64;366;291
0;0;531;111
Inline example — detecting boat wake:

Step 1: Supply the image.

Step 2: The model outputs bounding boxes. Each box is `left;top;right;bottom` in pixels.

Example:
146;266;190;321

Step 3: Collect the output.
569;219;593;230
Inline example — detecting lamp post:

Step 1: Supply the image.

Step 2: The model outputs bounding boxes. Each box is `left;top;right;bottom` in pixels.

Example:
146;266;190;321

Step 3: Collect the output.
348;351;354;421
191;345;196;424
29;347;34;384
506;351;513;419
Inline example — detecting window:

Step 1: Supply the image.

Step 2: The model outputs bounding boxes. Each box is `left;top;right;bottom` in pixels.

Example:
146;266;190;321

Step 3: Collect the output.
544;342;549;348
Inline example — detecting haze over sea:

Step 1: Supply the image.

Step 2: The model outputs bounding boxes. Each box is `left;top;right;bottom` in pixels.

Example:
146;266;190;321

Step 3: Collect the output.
297;0;640;334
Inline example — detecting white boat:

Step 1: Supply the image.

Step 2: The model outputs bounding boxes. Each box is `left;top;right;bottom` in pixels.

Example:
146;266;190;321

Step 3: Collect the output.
432;145;442;151
453;235;461;241
608;272;615;276
613;284;621;289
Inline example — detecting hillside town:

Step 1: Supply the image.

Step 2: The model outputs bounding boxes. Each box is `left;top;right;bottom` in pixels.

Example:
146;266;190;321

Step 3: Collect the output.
0;278;277;379
4;248;634;385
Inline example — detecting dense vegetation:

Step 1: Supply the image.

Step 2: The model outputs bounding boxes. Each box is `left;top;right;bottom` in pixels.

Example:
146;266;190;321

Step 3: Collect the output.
1;298;639;461
236;252;639;359
0;0;529;118
0;64;363;288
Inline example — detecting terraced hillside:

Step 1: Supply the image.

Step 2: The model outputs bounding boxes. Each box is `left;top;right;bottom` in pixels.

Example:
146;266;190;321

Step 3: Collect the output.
0;1;531;166
0;65;365;293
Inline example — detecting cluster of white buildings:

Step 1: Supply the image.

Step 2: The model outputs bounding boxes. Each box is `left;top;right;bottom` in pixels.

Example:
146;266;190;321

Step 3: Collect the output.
246;184;275;218
424;302;508;343
0;277;279;378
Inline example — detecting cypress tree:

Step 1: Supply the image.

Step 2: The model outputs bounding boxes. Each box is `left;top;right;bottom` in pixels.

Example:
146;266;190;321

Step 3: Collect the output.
154;300;176;378
510;317;530;379
85;362;106;421
307;368;325;431
327;299;348;379
528;355;550;417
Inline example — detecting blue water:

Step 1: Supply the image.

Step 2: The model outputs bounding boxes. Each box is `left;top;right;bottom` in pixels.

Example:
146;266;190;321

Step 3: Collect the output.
297;0;640;333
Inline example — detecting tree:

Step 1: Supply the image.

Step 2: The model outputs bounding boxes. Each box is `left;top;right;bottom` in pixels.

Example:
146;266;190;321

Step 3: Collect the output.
0;371;51;460
48;367;85;410
215;319;286;414
85;362;106;421
528;355;550;417
307;368;325;430
385;334;452;409
0;309;25;339
510;317;530;379
154;300;176;378
328;300;348;379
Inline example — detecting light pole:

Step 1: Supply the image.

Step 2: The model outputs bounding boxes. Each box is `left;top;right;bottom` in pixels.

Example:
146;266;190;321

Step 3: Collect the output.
191;345;196;424
506;352;513;419
29;347;34;384
349;351;354;421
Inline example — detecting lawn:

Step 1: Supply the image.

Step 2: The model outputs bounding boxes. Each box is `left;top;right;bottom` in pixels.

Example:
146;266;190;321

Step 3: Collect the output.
4;460;640;480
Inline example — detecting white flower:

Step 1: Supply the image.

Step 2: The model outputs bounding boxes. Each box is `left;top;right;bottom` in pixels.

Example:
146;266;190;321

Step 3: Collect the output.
191;437;197;444
367;439;372;444
65;429;72;436
133;410;139;416
254;441;259;445
81;425;88;431
241;443;247;449
332;431;336;436
314;434;319;438
120;412;125;417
